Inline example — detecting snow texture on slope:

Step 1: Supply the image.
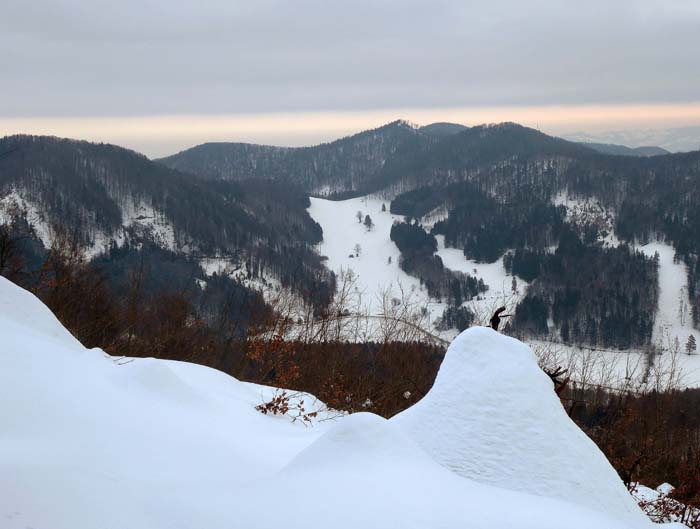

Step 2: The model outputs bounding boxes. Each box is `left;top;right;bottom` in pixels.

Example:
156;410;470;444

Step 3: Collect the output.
392;326;651;527
0;276;656;529
231;412;639;529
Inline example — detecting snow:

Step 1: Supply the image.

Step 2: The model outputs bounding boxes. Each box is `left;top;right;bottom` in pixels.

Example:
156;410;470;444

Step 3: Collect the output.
308;193;700;388
637;241;699;349
308;195;448;328
631;482;696;527
0;276;660;529
0;191;180;257
634;240;700;388
393;326;651;527
537;194;700;388
436;234;527;322
118;199;179;252
308;196;525;336
0;190;53;248
553;191;620;247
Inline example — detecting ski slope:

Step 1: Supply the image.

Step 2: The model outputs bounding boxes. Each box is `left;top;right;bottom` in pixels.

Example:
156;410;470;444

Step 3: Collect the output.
0;276;662;529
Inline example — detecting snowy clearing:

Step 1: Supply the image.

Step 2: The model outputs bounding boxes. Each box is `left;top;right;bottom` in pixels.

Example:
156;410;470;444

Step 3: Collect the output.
0;276;663;529
435;234;528;322
308;196;524;338
308;195;449;330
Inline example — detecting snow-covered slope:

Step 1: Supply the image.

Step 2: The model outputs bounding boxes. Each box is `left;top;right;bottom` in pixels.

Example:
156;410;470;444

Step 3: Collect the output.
308;196;522;336
393;327;650;526
0;276;657;529
308;195;443;317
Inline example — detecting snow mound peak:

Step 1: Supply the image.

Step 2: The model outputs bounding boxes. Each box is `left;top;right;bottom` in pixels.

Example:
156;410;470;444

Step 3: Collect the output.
393;326;649;526
1;277;652;529
0;276;83;351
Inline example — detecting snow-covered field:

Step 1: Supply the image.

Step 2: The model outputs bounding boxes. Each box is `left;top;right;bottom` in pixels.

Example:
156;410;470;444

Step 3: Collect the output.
308;194;700;388
0;276;666;529
435;234;528;322
637;241;699;350
309;196;449;329
308;196;520;338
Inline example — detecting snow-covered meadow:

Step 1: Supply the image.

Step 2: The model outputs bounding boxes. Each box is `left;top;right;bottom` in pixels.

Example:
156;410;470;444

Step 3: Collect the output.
0;276;667;529
308;196;520;340
308;194;700;389
308;195;444;318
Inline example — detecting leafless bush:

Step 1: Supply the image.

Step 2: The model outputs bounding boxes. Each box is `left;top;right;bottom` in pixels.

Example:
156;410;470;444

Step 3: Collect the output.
255;389;323;426
632;483;700;528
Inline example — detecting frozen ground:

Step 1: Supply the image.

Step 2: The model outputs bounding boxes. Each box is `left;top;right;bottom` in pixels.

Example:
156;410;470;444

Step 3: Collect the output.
0;276;662;529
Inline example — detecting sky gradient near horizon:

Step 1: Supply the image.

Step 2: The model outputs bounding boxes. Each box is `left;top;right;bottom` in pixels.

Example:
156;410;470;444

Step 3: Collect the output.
2;0;699;156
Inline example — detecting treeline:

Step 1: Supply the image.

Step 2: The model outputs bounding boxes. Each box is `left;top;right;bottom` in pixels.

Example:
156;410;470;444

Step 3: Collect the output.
431;183;566;262
0;135;333;308
389;221;486;323
159;120;434;198
392;182;567;263
1;220;270;351
565;385;700;515
508;229;658;348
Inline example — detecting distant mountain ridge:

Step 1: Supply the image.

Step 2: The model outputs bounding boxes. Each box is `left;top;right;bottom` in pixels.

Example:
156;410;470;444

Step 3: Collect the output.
158;121;600;197
158;120;430;198
578;142;669;157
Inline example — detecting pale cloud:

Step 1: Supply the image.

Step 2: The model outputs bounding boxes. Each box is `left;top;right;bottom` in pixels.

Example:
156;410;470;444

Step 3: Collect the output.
4;103;700;158
1;0;699;152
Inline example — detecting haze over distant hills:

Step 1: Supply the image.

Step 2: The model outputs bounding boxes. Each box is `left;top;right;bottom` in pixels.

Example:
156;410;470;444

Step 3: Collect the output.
576;142;669;157
565;125;700;153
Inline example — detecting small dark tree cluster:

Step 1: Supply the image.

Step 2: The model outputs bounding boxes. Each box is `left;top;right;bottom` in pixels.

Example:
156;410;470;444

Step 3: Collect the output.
390;221;486;306
511;229;658;348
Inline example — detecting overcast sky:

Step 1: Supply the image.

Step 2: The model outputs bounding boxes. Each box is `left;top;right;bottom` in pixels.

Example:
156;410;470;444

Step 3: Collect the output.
2;0;700;156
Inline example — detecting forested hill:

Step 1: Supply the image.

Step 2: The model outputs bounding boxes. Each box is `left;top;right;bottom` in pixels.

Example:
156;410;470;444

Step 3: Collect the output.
0;135;334;308
158;120;431;198
157;120;700;347
6;125;700;348
157;121;615;197
384;129;700;347
159;121;689;201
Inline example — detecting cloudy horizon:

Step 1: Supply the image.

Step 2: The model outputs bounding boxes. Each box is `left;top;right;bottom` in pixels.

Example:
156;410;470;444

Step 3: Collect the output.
3;0;699;155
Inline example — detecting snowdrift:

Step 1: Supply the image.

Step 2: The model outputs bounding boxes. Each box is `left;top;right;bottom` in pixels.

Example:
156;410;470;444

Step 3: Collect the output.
393;327;650;526
0;277;656;528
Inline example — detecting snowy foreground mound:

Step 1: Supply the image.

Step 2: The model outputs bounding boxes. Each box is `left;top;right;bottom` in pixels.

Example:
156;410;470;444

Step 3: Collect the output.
0;277;666;529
